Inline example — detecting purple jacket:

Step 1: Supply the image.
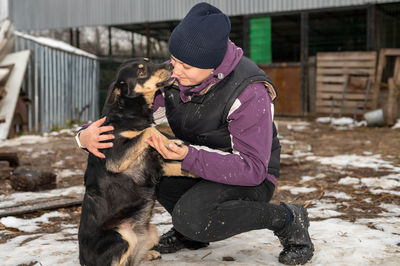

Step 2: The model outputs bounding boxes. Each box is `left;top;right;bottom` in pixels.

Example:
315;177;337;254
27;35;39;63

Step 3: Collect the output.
153;40;276;186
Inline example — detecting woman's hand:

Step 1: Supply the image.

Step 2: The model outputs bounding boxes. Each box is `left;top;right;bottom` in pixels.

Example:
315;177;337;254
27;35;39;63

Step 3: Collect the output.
78;117;114;158
146;133;189;161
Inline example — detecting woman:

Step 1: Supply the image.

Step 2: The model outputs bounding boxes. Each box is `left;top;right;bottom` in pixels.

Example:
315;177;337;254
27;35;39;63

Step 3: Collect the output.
77;2;314;265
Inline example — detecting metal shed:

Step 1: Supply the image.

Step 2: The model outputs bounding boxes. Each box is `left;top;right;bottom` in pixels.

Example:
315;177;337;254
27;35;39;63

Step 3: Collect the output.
14;33;99;133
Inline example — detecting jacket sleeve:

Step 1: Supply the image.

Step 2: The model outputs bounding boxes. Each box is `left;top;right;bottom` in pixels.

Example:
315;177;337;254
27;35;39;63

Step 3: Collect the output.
181;82;276;186
153;89;167;125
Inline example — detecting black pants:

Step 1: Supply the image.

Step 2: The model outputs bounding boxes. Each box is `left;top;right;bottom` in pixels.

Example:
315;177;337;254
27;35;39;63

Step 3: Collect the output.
156;176;287;243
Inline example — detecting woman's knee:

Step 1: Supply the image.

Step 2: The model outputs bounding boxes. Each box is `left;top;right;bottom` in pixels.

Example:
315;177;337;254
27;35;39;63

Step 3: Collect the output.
171;197;213;242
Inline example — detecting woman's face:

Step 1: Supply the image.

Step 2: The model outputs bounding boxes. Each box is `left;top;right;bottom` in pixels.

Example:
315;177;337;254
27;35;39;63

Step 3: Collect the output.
170;56;214;86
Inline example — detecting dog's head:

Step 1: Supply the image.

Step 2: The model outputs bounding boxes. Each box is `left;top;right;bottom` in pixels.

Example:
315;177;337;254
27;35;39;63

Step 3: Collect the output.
104;58;174;112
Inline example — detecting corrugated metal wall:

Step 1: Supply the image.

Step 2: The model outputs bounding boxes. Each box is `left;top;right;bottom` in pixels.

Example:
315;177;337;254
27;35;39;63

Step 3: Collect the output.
9;0;400;30
15;36;99;133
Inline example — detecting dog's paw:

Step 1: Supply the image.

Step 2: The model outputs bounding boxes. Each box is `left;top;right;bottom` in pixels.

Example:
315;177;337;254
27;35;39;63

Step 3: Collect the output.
144;250;161;261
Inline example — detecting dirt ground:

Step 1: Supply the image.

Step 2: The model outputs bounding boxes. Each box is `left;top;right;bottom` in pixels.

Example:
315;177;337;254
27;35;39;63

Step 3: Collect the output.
0;118;399;240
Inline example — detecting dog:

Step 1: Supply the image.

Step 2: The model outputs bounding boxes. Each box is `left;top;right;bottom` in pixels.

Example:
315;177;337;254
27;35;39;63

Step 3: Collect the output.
78;58;192;266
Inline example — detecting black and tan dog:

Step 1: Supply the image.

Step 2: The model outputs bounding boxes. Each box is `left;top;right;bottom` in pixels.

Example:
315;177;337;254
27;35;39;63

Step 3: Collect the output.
78;58;189;266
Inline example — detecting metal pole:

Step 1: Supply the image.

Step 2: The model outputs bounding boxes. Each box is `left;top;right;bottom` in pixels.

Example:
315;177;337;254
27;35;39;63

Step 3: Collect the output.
367;4;376;51
300;12;309;115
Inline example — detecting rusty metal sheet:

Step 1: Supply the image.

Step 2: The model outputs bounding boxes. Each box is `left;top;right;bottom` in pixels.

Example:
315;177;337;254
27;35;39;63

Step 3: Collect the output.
261;65;302;116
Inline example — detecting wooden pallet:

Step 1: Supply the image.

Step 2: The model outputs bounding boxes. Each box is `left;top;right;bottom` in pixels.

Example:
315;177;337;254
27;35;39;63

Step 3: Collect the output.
316;51;377;117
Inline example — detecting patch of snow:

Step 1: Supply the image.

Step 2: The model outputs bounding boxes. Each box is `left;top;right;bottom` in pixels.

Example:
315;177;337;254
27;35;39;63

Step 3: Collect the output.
279;139;297;145
0;231;79;266
324;191;352;200
316;117;367;128
278;186;317;195
360;175;400;190
369;189;400;196
307;154;400;171
0;135;50;147
55;169;84;179
307;201;343;219
1;211;69;232
338;176;360;185
391;119;400;129
301;175;317;182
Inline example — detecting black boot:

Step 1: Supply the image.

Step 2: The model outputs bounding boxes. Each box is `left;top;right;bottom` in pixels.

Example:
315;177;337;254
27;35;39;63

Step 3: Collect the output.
274;203;314;265
153;227;209;254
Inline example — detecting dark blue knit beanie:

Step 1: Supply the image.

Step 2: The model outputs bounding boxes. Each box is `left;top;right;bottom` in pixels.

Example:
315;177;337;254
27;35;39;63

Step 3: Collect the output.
168;2;231;69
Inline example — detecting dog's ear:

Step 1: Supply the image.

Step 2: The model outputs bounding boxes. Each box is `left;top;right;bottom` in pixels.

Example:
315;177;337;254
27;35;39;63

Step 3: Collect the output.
101;81;121;115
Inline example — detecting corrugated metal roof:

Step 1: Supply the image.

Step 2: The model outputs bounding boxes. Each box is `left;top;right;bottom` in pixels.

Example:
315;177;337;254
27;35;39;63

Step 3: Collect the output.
8;0;400;30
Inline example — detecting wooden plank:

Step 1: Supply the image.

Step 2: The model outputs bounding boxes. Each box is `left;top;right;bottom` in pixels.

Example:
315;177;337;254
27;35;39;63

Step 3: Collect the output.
0;50;31;140
394;56;400;87
317;68;375;76
316;99;372;108
373;49;387;109
0;196;83;217
316;106;362;115
0;64;15;87
317;52;376;61
317;92;371;101
386;78;398;126
316;83;347;92
382;48;400;56
317;61;376;68
316;76;347;83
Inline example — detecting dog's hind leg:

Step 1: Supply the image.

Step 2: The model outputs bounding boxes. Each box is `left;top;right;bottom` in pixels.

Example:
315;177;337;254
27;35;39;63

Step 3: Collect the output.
113;222;137;266
131;224;161;265
143;224;161;261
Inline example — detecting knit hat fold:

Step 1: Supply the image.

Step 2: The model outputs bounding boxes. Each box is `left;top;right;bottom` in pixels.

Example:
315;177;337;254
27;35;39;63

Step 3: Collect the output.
168;2;231;69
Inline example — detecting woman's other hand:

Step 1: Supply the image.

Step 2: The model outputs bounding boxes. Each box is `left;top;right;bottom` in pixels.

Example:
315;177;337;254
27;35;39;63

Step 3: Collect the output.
146;133;189;161
79;117;114;158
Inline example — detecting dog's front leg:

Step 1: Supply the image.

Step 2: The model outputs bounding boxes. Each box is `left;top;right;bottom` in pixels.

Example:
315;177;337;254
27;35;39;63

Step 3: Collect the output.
105;129;147;173
105;128;171;173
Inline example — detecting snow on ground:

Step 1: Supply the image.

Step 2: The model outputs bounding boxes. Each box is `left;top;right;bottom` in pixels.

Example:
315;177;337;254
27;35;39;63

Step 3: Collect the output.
0;120;399;265
316;116;367;128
